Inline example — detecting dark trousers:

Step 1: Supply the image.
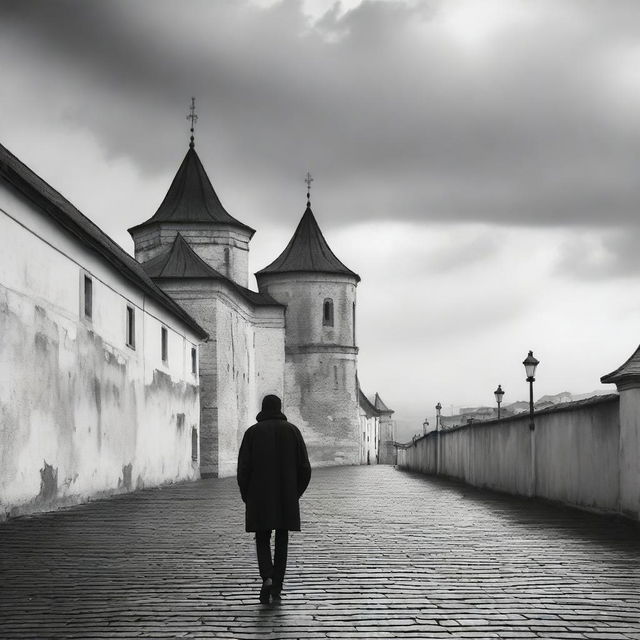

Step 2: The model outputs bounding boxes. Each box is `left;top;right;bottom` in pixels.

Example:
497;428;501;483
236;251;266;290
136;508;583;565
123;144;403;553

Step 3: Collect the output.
255;529;288;588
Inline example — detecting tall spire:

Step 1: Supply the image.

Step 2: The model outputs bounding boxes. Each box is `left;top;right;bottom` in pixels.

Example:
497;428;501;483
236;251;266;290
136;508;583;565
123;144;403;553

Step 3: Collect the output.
186;96;198;149
305;171;313;208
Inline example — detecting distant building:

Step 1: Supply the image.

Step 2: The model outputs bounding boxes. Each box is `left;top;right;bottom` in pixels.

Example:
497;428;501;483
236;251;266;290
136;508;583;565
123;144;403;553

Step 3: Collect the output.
358;388;395;465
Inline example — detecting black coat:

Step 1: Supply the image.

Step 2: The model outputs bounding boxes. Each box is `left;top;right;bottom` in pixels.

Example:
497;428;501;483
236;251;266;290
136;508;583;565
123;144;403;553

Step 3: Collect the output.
237;417;311;532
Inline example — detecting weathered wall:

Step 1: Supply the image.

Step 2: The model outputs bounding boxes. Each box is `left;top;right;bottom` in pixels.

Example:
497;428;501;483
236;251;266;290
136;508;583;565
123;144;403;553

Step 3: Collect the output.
258;273;361;466
284;352;360;466
397;396;622;516
0;186;202;519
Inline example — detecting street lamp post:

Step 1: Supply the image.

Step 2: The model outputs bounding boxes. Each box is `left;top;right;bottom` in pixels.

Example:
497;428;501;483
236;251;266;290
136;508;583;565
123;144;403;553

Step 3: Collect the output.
523;351;539;431
494;384;505;419
435;402;442;431
422;419;429;436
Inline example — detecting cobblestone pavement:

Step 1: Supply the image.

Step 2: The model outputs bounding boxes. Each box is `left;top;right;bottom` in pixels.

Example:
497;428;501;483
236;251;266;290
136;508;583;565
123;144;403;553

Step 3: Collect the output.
1;466;639;639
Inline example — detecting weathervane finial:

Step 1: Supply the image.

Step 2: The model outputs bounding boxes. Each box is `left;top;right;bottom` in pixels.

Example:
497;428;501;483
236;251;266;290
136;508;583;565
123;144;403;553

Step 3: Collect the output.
186;97;198;148
305;171;313;208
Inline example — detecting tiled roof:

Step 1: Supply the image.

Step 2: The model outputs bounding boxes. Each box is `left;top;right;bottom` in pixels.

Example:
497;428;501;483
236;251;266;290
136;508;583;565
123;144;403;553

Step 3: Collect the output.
0;142;208;340
601;345;640;385
374;393;394;414
256;205;360;282
128;146;254;236
143;234;283;308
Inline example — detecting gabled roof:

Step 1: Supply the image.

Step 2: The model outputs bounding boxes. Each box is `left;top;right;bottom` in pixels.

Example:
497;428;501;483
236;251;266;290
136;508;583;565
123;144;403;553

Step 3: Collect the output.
0;142;208;340
143;233;224;279
601;344;640;386
374;393;394;415
143;234;282;308
359;388;379;418
128;145;254;236
256;205;360;282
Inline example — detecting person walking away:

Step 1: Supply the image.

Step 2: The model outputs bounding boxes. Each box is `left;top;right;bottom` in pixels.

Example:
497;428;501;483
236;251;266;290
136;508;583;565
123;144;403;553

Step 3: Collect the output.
237;394;311;604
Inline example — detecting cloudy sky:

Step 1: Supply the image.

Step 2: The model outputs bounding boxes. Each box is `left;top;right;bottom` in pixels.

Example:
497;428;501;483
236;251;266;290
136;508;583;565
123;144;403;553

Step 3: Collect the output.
2;0;640;439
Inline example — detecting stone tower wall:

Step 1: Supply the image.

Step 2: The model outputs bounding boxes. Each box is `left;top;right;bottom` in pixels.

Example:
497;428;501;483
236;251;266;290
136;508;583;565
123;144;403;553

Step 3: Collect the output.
257;273;360;466
150;281;285;477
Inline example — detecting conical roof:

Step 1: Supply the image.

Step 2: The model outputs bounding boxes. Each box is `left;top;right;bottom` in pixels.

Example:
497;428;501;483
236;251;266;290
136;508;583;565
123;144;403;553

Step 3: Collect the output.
256;205;360;281
128;145;254;236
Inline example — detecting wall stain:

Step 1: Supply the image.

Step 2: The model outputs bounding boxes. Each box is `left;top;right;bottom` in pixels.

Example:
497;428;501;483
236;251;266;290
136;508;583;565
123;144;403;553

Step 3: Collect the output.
120;463;132;491
39;460;58;501
93;376;102;451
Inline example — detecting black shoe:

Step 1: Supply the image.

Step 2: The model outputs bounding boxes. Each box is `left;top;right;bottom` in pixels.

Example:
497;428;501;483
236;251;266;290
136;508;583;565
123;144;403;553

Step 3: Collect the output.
259;578;272;604
271;582;282;604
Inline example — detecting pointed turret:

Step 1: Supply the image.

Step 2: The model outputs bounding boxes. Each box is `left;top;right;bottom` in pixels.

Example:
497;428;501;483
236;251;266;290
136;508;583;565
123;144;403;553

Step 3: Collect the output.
255;183;361;467
129;141;254;288
256;205;359;281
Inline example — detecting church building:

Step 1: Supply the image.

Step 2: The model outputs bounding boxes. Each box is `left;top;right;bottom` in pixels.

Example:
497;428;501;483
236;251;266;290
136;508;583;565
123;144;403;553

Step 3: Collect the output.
0;116;394;518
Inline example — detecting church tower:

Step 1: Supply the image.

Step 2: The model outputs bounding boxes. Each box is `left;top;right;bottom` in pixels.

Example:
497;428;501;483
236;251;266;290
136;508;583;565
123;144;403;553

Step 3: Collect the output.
127;104;285;478
127;104;254;287
256;182;361;466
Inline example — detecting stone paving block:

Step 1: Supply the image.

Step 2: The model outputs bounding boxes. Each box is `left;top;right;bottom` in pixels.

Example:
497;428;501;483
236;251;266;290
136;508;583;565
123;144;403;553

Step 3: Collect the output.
0;466;639;639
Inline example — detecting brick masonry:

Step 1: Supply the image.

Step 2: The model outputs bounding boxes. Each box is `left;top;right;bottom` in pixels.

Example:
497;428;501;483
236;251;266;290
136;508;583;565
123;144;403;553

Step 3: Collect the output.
1;466;639;639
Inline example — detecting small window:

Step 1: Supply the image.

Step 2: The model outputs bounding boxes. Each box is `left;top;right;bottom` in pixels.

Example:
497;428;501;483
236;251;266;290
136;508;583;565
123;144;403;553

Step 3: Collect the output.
126;306;135;349
191;347;197;375
224;247;230;267
83;275;93;319
191;427;198;461
323;298;334;327
161;327;168;364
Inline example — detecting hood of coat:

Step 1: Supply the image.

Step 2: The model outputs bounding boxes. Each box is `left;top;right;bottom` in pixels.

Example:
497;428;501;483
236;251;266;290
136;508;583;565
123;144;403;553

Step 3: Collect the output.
256;394;288;422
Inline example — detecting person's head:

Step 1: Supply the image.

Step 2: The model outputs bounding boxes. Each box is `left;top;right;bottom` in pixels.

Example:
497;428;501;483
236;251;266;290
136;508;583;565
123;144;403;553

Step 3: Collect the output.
256;394;287;422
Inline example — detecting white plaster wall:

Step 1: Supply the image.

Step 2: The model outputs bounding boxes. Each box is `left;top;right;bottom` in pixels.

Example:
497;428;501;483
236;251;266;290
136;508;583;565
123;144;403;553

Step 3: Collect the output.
0;185;202;519
397;397;624;517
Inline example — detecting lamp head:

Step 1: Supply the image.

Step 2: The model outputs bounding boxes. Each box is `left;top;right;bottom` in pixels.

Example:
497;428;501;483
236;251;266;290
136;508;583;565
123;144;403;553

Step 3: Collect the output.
523;350;539;380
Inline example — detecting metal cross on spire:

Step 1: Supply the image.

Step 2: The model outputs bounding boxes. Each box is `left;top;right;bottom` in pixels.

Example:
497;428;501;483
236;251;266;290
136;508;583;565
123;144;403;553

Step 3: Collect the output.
186;97;198;148
305;171;314;208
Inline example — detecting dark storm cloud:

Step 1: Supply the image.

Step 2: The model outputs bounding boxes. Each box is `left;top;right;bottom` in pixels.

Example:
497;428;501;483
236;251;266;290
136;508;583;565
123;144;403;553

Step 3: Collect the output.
2;0;640;230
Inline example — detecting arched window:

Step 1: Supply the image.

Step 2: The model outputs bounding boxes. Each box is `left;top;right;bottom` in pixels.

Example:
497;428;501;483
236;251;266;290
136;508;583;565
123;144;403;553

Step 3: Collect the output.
323;298;334;327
